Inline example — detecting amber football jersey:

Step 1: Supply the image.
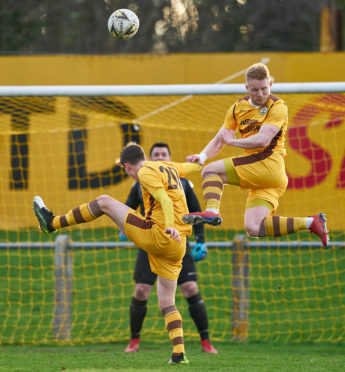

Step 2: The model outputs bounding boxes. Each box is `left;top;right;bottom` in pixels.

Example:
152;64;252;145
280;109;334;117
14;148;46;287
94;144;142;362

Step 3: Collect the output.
223;94;288;156
137;161;200;236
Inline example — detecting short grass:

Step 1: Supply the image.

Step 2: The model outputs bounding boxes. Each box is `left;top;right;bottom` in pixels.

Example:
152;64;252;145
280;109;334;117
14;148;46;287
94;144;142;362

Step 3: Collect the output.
1;341;345;372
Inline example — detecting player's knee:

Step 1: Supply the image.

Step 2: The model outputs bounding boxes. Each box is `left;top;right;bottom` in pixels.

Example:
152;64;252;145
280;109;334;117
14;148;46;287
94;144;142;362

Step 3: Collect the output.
245;220;260;237
180;281;198;298
201;163;226;182
201;164;215;178
96;194;114;212
134;283;152;301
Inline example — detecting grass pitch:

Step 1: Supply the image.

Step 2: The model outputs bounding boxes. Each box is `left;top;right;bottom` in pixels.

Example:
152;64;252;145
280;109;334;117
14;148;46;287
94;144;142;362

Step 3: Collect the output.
1;341;345;372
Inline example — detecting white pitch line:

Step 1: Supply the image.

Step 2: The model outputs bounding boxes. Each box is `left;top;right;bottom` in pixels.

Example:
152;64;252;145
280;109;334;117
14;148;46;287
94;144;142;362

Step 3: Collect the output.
135;57;270;122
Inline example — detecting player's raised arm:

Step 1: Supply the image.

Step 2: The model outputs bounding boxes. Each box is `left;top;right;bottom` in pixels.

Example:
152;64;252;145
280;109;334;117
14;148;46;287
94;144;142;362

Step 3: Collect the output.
179;162;202;178
186;127;226;165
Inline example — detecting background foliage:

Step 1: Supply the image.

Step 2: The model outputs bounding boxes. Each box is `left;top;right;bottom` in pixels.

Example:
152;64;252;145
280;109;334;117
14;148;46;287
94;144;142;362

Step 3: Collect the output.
0;0;344;54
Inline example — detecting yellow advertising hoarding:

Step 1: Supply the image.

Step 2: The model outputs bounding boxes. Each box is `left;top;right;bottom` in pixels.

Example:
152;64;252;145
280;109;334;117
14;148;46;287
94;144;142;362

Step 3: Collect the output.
0;52;344;85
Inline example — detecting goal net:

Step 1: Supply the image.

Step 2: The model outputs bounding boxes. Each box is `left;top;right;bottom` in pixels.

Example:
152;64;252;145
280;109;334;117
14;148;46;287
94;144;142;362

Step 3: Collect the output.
0;83;344;345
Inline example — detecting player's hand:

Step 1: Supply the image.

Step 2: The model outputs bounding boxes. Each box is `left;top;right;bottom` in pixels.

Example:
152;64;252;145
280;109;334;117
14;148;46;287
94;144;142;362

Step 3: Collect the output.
222;129;236;145
165;227;181;242
119;231;128;241
186;154;204;165
191;242;208;262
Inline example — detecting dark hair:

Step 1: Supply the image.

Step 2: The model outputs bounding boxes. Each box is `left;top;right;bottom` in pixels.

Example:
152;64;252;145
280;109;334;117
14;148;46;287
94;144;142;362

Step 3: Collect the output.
149;142;171;157
119;142;145;166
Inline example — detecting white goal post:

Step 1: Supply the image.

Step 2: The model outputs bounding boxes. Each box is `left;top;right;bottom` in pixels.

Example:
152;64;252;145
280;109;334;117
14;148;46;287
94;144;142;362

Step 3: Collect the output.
0;82;344;96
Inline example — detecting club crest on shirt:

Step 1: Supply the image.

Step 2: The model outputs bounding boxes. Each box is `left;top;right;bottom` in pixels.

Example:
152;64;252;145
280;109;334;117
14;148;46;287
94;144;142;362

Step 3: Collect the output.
260;106;268;114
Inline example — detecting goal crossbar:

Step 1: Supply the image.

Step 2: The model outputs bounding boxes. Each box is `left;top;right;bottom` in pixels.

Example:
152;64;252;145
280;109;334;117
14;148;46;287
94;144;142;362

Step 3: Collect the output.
0;82;345;96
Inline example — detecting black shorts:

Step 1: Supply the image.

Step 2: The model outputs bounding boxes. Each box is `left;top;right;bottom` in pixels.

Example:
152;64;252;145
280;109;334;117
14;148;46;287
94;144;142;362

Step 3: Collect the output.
133;242;197;285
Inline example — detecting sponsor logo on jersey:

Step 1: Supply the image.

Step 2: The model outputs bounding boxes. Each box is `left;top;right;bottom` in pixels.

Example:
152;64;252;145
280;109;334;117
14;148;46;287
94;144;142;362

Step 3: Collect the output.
260;106;268;114
240;118;258;126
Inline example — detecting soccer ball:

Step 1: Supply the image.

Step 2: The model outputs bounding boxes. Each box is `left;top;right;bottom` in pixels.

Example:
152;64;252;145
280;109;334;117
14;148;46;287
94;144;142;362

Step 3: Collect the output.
108;9;139;40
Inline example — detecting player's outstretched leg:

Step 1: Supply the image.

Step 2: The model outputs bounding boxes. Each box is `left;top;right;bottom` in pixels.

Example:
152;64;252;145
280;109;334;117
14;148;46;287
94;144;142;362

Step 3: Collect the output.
33;196;105;234
33;196;55;233
258;213;329;247
182;211;222;226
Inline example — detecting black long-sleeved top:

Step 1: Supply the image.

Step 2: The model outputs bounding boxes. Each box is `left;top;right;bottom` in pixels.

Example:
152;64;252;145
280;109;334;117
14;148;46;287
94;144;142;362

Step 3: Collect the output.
125;178;205;243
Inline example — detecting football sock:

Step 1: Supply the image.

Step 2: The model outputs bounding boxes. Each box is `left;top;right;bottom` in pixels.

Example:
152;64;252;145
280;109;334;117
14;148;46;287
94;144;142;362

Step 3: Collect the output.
52;200;103;230
129;297;147;339
162;305;185;355
259;216;307;237
306;217;314;229
206;208;219;214
187;293;209;340
202;172;224;211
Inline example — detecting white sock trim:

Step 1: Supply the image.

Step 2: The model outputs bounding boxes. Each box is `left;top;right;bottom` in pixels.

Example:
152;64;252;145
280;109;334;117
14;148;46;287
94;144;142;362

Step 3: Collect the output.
206;208;219;214
306;217;313;229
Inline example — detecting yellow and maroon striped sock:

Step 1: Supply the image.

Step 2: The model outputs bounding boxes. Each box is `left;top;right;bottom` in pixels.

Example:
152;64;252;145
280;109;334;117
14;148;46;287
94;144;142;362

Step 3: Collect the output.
162;305;184;356
259;216;307;237
52;200;103;230
202;172;224;211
